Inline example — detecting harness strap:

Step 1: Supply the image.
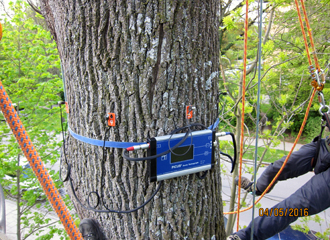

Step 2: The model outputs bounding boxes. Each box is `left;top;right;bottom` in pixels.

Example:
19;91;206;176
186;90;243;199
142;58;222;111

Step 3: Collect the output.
312;125;324;168
312;113;330;168
323;112;330;129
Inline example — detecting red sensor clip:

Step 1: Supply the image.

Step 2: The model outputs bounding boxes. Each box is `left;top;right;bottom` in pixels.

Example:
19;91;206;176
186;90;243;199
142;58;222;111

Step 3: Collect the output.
65;102;69;113
186;105;194;119
108;113;116;127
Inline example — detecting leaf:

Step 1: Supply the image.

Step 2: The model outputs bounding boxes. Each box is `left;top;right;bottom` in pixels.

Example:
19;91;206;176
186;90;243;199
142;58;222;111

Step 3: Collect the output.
223;16;236;30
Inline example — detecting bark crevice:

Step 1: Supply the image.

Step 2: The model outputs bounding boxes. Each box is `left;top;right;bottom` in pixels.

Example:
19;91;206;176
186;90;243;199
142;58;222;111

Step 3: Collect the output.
150;22;164;115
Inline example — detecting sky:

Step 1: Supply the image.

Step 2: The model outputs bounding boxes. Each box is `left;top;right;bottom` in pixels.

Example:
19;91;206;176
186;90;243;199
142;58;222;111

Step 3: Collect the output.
0;0;14;20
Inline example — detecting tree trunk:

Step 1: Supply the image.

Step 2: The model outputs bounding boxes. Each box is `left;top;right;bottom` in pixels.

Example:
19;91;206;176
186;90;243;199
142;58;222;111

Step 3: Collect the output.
40;0;225;239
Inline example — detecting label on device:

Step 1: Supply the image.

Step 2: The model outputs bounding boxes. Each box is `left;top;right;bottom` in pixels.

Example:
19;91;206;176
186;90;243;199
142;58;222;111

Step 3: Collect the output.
148;129;215;182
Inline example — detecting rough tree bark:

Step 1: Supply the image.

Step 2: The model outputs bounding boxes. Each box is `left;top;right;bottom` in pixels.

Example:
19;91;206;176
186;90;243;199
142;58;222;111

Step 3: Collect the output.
39;0;225;239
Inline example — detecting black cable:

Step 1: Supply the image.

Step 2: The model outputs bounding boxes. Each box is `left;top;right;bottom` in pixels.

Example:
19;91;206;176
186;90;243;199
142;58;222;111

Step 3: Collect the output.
218;133;236;173
122;123;210;162
167;123;207;157
59;104;70;182
228;132;237;173
122;124;195;162
59;109;164;214
210;91;228;130
102;127;111;162
66;163;163;214
196;171;208;180
122;122;211;179
167;128;193;157
220;151;234;171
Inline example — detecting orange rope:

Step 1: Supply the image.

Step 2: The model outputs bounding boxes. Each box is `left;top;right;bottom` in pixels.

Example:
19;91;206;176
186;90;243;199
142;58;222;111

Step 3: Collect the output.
225;0;322;217
295;0;324;89
236;0;249;231
0;23;2;41
294;0;313;66
0;82;82;240
224;88;316;215
299;0;320;71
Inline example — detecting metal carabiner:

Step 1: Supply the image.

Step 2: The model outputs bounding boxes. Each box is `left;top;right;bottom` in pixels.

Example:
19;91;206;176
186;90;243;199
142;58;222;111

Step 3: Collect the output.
318;92;326;107
315;70;321;87
319;105;330;115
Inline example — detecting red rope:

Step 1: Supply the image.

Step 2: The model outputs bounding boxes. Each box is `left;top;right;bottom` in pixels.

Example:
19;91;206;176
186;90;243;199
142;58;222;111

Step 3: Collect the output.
236;0;249;232
0;82;82;240
294;0;313;66
299;0;320;71
225;0;322;218
224;88;316;215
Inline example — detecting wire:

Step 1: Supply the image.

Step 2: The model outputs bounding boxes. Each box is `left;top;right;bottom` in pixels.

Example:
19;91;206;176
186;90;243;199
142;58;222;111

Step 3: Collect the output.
223;88;317;215
122;122;215;180
66;163;163;214
122;123;208;162
220;152;235;173
225;0;323;217
59;109;164;214
229;132;237;173
210;91;228;130
167;127;194;157
59;104;69;182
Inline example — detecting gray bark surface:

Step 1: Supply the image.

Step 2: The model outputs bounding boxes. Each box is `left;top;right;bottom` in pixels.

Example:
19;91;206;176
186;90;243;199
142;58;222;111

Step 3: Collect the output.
40;0;225;239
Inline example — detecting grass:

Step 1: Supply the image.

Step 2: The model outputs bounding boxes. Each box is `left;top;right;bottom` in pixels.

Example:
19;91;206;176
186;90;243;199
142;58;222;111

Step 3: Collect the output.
244;146;289;163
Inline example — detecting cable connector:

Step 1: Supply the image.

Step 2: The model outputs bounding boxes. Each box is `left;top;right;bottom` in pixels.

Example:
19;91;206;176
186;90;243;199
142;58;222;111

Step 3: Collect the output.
126;143;150;151
215;132;230;137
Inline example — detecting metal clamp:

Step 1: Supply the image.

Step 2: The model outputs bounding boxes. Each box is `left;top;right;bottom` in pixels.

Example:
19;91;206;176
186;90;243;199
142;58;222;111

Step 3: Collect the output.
318;92;326;107
319;105;330;115
309;66;325;91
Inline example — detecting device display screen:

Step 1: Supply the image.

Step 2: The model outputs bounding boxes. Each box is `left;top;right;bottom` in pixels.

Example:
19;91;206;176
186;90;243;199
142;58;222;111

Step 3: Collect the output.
171;145;194;163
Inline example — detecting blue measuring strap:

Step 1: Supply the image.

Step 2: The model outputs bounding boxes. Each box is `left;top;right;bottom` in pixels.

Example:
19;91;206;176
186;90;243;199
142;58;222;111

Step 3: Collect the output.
208;118;220;130
68;118;220;149
68;127;146;149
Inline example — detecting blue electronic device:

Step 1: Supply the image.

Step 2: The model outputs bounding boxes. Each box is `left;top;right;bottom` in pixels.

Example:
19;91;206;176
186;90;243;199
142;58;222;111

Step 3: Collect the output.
148;129;215;182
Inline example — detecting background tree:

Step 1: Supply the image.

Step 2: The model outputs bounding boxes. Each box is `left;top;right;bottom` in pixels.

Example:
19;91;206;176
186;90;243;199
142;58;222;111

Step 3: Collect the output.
39;0;225;239
0;1;72;239
218;0;330;235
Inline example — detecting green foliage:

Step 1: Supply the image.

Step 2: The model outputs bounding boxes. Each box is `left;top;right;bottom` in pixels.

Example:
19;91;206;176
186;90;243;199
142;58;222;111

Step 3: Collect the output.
220;0;330;234
223;16;237;30
243;146;288;163
0;1;69;239
292;215;330;240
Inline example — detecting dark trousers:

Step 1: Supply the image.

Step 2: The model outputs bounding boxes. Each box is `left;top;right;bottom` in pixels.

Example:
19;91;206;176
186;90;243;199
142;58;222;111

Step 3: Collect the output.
236;140;330;240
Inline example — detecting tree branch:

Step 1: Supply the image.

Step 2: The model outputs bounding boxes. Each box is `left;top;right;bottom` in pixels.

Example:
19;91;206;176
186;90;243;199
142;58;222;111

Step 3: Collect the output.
26;0;43;15
22;220;59;240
